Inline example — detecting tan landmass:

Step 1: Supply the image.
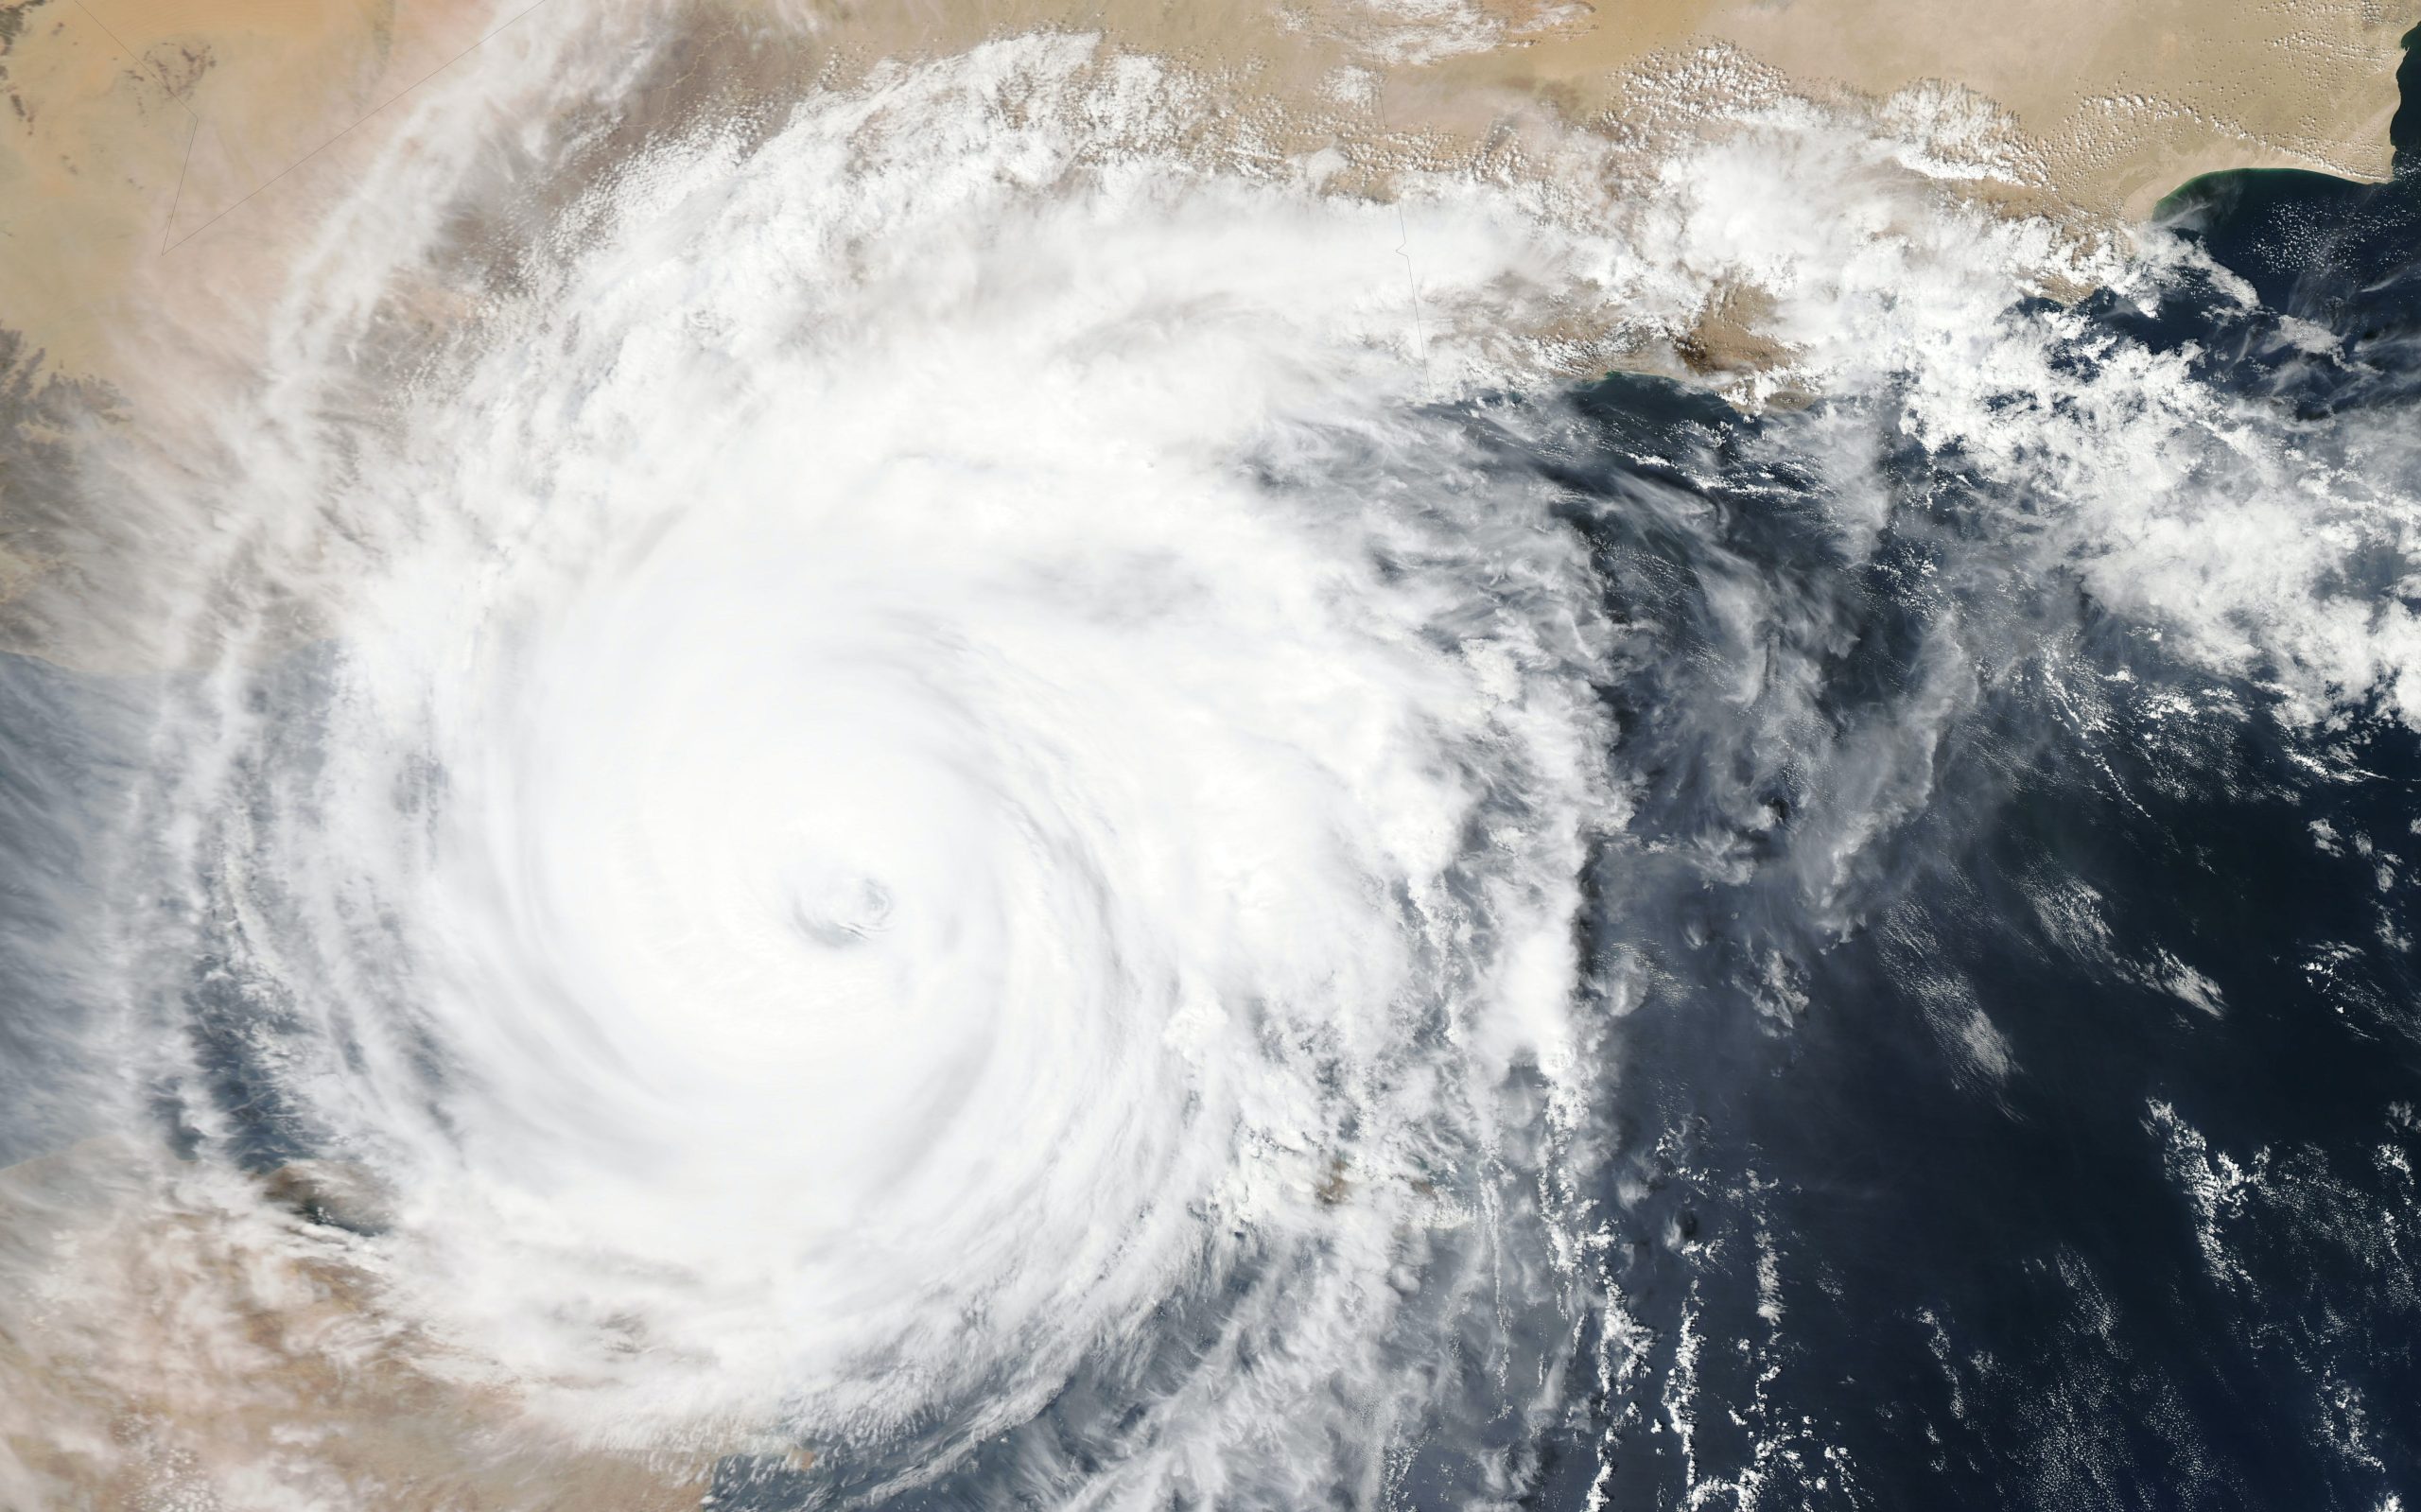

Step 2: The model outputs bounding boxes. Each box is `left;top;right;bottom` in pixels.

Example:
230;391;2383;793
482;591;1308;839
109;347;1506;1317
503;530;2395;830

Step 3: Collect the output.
0;0;2410;1504
0;0;499;381
0;0;2406;403
0;1139;713;1511
0;0;2407;669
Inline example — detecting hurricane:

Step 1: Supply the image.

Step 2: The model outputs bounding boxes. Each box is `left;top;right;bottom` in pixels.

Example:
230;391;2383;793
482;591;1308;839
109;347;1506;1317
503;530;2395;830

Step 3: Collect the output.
4;7;2420;1510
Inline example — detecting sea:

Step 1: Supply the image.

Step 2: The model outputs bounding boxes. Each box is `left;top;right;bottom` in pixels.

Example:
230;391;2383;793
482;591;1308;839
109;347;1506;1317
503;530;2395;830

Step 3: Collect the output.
0;20;2416;1512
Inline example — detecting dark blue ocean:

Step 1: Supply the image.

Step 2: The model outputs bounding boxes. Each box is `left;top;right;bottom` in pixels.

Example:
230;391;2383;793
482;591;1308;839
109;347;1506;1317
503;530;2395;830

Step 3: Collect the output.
5;29;2420;1512
1526;35;2421;1508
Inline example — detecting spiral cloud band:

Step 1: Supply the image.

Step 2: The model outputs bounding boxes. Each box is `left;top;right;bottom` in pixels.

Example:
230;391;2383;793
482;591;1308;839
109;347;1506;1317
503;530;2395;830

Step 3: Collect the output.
131;34;1629;1505
5;10;2420;1510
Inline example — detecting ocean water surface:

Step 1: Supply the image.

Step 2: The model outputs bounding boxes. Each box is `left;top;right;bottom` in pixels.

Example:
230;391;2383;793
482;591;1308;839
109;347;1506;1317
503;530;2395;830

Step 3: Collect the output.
1;15;2418;1511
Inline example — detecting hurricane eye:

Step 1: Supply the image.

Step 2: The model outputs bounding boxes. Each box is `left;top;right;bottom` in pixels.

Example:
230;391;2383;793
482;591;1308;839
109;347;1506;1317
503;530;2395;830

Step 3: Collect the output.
790;872;895;947
27;6;2413;1505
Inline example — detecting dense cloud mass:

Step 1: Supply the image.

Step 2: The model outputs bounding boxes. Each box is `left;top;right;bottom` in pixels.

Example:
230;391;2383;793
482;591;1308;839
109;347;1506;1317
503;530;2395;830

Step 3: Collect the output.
3;12;2419;1512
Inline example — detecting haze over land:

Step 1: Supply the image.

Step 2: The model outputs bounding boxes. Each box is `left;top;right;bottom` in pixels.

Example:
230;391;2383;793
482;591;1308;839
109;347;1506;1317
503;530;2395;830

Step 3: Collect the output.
0;0;2405;671
1;5;2414;1510
0;0;2407;391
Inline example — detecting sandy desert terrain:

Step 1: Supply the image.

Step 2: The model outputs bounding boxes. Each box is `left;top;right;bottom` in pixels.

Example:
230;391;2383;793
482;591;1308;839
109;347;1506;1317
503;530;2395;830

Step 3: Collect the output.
0;2;2409;1506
